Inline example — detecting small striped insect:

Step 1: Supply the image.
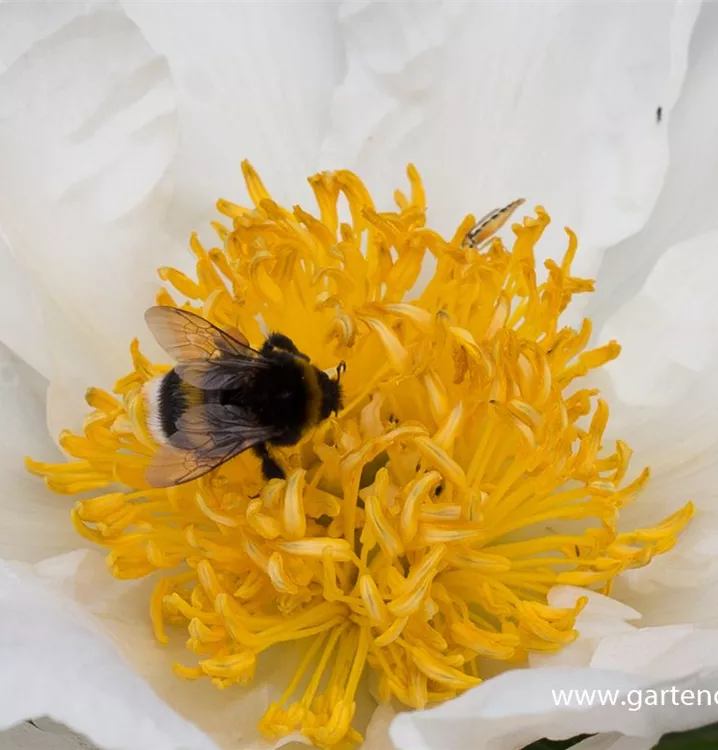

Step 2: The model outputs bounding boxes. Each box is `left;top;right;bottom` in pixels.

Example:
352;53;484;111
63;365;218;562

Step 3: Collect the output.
462;198;525;249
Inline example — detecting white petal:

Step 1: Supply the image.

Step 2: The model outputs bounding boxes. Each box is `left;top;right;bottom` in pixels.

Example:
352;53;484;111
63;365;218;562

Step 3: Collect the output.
531;588;641;669
589;625;718;681
0;342;83;562
0;231;50;377
548;587;642;623
0;3;179;388
0;1;89;73
0;2;344;433
593;1;718;327
593;228;718;624
0;556;217;750
19;550;336;750
391;625;718;750
321;0;698;280
390;667;651;750
600;230;718;410
120;1;344;241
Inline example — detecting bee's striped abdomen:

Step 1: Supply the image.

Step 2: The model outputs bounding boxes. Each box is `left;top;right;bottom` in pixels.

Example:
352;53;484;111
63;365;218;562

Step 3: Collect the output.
144;369;205;444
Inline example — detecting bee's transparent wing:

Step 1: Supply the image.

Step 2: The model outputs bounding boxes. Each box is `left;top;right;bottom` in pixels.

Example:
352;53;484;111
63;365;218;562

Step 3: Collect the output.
146;404;279;487
145;306;268;389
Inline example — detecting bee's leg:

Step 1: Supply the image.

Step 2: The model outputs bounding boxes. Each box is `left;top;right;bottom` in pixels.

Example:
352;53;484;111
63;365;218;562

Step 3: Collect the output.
261;333;310;361
253;442;285;481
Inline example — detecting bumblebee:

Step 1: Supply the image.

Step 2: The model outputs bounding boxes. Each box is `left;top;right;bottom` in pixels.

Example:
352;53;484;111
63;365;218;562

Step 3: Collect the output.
143;306;344;487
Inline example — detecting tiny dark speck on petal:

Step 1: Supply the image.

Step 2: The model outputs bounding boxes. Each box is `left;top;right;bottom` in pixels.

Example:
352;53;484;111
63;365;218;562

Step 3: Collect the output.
656;106;663;123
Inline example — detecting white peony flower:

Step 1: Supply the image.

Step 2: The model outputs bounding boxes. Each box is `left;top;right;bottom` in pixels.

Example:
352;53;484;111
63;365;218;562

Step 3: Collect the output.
1;2;717;750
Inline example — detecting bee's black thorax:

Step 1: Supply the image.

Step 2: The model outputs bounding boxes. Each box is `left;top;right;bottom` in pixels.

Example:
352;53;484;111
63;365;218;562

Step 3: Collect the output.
219;353;313;445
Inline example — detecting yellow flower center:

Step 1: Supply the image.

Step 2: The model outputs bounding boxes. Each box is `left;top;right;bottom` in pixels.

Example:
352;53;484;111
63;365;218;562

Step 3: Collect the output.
28;163;692;749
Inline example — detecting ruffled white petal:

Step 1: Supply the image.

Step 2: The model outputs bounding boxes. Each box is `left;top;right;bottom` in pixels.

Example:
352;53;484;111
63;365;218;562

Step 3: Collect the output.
0;1;347;439
390;667;658;750
321;0;699;282
0;555;218;750
593;228;718;625
120;0;345;241
2;549;326;750
0;342;84;562
0;3;178;390
592;1;718;327
531;588;640;670
0;1;88;73
0;231;50;378
601;230;718;410
390;623;718;750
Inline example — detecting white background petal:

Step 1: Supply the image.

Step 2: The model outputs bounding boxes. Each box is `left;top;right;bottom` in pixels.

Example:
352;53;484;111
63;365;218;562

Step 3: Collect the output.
0;2;178;389
0;0;348;424
120;0;345;245
391;622;718;750
390;667;661;750
0;342;84;562
0;1;87;74
320;0;699;280
585;4;718;632
601;230;718;410
593;226;718;627
591;0;718;329
530;588;641;670
18;550;337;750
0;557;218;750
0;231;50;378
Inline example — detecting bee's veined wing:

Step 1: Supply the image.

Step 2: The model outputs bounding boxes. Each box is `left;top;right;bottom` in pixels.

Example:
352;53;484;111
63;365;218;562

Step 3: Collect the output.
145;306;268;389
146;404;280;487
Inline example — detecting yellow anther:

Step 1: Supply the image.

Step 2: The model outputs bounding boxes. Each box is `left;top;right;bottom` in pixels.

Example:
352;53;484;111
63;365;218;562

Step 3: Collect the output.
400;471;442;543
433;402;464;451
410;646;482;691
199;651;256;681
364;494;404;559
413;436;467;489
359;316;411;373
279;538;354;561
388;545;445;618
74;492;126;522
359;575;391;628
423;369;449;424
283;469;307;539
267;552;300;595
246;499;283;540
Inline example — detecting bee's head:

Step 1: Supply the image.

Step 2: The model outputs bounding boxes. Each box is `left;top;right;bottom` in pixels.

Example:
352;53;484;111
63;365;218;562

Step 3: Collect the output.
318;361;345;420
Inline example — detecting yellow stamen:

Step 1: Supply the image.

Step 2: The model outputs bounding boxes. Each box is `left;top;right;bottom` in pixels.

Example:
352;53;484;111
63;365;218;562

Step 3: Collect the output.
28;164;691;749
